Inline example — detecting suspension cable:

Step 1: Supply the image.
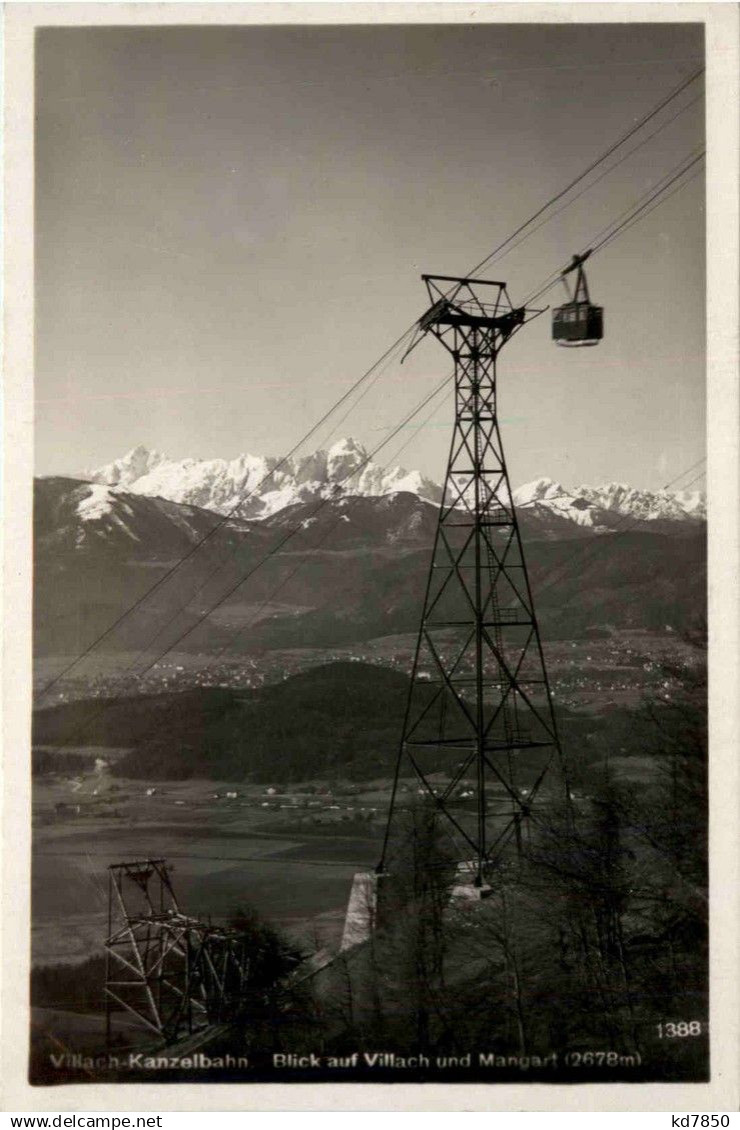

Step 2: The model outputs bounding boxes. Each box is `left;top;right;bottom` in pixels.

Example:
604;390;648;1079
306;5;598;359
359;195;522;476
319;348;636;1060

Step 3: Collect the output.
466;66;703;280
40;373;454;750
37;67;705;700
37;326;415;698
525;149;705;305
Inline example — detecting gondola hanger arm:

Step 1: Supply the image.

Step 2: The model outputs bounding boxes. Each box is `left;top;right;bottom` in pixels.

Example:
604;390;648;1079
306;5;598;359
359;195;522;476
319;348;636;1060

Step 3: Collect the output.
561;249;593;277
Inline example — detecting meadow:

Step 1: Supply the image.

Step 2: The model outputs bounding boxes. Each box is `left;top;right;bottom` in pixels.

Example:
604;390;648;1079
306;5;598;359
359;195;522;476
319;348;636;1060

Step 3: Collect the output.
32;775;384;966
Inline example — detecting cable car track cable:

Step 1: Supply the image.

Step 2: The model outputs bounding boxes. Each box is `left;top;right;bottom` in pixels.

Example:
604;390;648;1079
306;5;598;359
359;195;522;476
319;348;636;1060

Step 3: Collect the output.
486;91;703;274
161;384;452;678
465;66;703;281
50;387;453;759
117;375;454;682
43;451;704;762
37;67;704;700
37;326;415;698
38;373;454;750
93;331;413;681
525;149;705;305
590;163;705;258
524;145;704;305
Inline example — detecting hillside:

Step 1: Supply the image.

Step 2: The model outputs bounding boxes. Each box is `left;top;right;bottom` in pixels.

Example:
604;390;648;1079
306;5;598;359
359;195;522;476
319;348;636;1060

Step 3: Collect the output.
33;660;607;783
33;477;706;661
87;439;705;529
33;662;414;781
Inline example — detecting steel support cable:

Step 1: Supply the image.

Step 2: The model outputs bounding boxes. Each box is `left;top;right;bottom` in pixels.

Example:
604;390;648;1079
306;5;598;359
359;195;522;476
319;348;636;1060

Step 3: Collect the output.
134;376;455;679
55;383;453;758
37;68;704;701
62;330;412;699
149;341;422;678
203;384;451;670
37;326;415;699
485;91;703;275
590;163;705;258
523;146;705;305
399;83;704;362
589;152;705;257
533;146;704;305
41;373;454;751
525;149;705;306
465;66;703;281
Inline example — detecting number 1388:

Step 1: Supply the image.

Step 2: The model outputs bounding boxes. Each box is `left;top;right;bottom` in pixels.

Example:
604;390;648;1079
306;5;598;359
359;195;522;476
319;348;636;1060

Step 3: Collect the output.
657;1021;703;1038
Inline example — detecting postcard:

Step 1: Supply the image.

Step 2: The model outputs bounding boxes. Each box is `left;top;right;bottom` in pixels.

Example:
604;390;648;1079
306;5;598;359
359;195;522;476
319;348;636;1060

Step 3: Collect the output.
3;1;738;1113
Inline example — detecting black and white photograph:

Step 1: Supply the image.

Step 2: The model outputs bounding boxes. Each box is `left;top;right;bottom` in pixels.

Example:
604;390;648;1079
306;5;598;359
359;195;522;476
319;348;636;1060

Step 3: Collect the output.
3;2;739;1108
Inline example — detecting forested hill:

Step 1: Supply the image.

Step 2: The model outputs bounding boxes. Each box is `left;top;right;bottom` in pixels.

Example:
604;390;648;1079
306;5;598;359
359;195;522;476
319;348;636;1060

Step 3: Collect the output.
33;662;412;782
34;660;625;785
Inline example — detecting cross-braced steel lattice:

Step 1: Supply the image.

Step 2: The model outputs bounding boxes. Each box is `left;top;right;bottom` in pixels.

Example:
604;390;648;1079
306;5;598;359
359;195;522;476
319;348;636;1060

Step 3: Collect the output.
380;275;569;888
104;860;250;1046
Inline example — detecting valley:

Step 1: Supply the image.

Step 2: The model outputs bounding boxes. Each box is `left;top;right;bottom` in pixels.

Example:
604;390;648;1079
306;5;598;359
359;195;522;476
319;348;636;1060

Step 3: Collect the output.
30;467;706;978
32;774;384;965
36;627;697;710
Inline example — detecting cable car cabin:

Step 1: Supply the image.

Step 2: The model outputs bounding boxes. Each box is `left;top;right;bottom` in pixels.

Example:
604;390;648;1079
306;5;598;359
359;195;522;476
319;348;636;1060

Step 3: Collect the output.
552;251;603;347
552;301;603;346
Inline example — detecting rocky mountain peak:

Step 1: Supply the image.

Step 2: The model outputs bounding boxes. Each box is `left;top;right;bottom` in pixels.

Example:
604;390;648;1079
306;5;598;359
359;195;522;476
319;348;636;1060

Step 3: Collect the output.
85;441;705;529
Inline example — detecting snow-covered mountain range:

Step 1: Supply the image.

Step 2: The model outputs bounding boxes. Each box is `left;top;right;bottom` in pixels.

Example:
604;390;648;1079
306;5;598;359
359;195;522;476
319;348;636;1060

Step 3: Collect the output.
89;438;442;520
86;439;705;530
511;476;705;532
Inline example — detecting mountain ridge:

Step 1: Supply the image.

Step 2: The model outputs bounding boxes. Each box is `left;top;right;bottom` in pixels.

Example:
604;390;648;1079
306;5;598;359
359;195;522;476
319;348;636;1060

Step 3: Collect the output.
87;438;443;519
85;440;705;530
33;476;706;662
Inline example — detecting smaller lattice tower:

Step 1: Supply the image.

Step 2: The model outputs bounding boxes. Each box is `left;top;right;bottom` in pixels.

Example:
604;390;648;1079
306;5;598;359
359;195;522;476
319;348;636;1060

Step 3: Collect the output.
378;275;569;890
104;859;250;1046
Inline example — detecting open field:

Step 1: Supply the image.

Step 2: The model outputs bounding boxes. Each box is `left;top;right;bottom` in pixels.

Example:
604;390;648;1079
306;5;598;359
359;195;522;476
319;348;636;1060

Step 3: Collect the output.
32;750;667;968
32;774;387;965
31;635;698;966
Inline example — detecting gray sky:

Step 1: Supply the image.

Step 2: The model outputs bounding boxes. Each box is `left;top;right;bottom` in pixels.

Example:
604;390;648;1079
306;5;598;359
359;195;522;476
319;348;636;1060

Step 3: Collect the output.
35;22;705;491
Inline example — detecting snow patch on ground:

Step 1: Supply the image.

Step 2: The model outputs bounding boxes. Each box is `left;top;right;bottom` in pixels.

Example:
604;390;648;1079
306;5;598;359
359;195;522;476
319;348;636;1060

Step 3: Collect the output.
75;484;118;521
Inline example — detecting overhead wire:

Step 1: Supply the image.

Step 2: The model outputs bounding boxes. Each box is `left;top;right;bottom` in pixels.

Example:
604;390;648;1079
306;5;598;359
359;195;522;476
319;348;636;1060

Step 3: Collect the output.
37;65;705;702
50;382;454;759
525;148;705;305
485;91;703;275
130;375;455;680
153;379;449;679
39;122;706;748
465;66;703;281
71;330;413;695
203;380;451;670
41;371;454;751
591;162;705;258
590;152;705;255
37;324;417;698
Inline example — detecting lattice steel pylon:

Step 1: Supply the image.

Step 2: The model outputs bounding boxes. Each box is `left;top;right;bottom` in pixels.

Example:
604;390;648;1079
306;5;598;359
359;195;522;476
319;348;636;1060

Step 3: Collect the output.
104;860;250;1046
379;275;569;889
